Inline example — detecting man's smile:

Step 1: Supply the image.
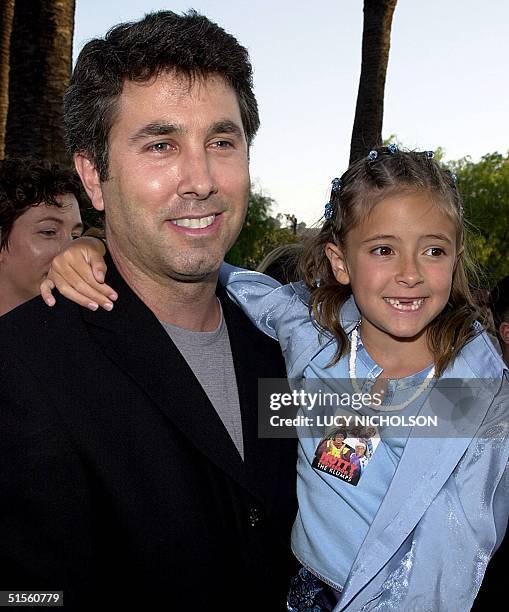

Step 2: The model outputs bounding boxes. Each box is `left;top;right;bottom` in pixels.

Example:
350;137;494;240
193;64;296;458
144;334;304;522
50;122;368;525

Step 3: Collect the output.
170;214;217;229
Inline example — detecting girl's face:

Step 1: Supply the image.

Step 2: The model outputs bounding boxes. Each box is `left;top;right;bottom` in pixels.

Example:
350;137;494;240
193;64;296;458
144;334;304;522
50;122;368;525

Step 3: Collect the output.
326;191;458;348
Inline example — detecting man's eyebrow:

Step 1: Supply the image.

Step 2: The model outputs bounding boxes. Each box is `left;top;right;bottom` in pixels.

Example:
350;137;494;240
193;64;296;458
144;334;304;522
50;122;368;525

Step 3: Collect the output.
208;120;244;139
128;122;181;143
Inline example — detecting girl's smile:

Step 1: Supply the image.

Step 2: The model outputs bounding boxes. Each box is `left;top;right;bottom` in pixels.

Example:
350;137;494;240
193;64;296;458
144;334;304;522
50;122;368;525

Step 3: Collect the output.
326;191;457;364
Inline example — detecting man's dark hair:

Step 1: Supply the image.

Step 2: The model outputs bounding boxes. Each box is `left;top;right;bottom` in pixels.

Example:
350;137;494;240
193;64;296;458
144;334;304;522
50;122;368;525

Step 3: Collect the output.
0;157;84;251
64;10;260;182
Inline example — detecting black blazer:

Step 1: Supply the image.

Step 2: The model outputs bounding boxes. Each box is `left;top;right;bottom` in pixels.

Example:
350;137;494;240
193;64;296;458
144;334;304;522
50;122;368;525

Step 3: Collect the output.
0;257;297;611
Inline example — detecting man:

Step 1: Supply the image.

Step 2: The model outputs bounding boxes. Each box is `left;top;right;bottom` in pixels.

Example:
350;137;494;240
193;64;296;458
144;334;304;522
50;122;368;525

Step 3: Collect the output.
0;158;83;316
0;11;296;610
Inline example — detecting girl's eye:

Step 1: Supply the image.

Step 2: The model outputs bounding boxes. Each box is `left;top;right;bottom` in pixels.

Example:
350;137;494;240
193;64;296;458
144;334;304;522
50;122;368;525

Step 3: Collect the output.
371;246;393;256
424;247;445;256
40;230;57;237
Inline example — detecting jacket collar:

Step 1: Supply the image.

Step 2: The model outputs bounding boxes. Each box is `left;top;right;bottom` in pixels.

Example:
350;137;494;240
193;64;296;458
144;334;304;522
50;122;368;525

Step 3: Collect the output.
81;254;253;493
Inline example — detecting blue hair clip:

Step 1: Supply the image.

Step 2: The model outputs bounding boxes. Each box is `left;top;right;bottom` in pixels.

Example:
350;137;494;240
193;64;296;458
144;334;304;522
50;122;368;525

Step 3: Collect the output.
324;202;334;221
367;150;378;161
425;150;434;159
451;173;458;183
387;143;398;154
331;177;342;192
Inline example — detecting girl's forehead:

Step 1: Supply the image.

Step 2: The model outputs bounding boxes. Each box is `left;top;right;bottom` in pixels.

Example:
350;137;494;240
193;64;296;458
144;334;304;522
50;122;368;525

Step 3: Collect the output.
351;192;457;240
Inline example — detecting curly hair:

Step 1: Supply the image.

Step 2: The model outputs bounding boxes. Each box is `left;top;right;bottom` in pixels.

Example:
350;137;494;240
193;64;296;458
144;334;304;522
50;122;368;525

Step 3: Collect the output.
64;10;259;181
299;147;483;377
0;157;84;251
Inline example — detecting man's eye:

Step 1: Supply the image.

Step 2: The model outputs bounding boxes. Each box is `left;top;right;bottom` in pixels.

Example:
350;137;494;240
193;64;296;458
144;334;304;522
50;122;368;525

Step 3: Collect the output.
211;140;233;149
149;142;171;153
371;246;393;256
424;247;445;256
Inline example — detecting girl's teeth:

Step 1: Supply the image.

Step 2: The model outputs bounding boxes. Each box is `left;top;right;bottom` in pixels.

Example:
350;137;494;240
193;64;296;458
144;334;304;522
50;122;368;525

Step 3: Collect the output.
384;298;424;311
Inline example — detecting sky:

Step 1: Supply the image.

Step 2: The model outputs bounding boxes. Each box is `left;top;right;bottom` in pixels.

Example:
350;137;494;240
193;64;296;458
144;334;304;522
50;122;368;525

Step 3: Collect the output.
73;0;509;227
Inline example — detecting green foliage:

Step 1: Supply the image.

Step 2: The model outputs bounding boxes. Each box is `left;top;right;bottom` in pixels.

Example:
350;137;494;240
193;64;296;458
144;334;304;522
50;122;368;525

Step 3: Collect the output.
450;152;509;284
226;189;299;269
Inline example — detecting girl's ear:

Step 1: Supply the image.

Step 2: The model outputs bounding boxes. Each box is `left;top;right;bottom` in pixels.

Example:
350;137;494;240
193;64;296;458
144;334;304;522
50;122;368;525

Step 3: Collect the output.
325;243;350;285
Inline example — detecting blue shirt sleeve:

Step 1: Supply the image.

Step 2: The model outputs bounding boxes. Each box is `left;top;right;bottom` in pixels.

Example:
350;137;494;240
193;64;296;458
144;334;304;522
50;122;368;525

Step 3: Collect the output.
219;263;302;340
219;263;332;378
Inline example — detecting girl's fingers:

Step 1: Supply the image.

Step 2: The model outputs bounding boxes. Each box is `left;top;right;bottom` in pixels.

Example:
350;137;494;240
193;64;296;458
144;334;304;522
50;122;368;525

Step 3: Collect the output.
40;278;56;307
41;236;118;309
47;268;115;310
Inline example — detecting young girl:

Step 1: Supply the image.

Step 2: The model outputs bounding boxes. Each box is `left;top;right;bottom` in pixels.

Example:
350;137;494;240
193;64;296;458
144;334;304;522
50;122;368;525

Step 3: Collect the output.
43;147;509;611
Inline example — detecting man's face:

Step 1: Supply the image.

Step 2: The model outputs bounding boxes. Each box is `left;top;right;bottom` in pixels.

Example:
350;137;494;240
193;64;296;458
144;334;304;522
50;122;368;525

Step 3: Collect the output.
355;444;366;456
0;195;83;301
90;72;250;284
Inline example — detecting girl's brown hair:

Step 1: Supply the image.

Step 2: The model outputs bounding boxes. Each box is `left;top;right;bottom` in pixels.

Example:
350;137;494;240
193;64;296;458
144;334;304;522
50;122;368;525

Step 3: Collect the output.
299;147;483;376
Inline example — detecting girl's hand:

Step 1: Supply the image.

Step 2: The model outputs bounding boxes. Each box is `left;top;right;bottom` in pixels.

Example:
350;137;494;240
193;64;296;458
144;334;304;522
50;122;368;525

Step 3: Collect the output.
40;236;118;311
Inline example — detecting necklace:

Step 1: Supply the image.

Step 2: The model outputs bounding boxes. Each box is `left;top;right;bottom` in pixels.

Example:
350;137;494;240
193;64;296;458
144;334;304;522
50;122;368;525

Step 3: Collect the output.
348;324;435;412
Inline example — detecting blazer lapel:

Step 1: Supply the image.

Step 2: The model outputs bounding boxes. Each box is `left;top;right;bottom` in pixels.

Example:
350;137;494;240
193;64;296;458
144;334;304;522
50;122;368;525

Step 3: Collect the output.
81;255;247;491
339;371;501;609
219;287;296;501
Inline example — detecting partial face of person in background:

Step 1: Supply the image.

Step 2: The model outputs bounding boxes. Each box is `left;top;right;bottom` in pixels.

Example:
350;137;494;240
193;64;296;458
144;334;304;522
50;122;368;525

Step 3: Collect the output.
0;195;83;306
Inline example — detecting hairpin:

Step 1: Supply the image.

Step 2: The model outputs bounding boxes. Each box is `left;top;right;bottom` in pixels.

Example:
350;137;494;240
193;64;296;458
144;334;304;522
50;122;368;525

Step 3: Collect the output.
331;177;342;192
387;143;398;154
367;150;378;161
451;173;458;183
425;150;434;159
324;201;334;220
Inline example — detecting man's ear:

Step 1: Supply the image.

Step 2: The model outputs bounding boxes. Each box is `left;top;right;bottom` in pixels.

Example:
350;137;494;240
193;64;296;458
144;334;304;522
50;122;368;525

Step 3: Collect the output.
325;242;350;285
74;154;105;212
499;322;509;347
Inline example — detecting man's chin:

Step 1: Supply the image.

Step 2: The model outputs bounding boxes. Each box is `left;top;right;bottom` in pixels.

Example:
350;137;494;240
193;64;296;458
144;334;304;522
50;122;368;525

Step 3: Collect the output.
166;262;222;284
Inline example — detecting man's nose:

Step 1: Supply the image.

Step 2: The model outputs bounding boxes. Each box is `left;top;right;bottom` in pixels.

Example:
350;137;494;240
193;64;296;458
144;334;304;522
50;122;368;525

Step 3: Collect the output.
177;149;218;200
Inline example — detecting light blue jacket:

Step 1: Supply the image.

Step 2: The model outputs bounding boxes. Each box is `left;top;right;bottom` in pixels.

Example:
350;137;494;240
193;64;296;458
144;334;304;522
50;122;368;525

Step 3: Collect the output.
219;264;509;612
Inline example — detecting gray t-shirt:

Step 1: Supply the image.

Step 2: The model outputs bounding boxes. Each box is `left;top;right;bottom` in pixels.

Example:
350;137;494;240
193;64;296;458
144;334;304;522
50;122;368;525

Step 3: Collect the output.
160;305;244;459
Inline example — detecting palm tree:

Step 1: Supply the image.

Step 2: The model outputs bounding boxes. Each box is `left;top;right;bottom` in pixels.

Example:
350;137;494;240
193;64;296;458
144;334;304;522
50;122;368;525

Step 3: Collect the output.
349;0;398;164
5;0;75;165
0;0;15;159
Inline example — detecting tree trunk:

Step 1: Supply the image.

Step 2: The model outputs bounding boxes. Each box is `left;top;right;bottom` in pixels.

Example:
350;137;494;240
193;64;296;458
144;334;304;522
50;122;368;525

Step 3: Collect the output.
5;0;75;165
349;0;397;164
0;0;15;159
